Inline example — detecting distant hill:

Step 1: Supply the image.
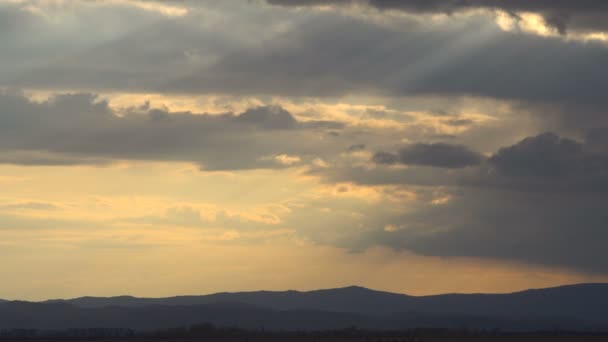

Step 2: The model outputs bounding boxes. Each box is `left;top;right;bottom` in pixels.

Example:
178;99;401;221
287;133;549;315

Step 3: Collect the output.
43;284;608;321
0;284;606;331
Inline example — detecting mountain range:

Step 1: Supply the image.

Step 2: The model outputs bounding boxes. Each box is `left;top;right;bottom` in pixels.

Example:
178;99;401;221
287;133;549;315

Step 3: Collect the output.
1;284;607;331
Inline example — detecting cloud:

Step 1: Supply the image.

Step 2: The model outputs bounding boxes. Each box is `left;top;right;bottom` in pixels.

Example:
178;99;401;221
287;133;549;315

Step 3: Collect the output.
373;187;608;274
274;154;302;166
235;106;298;129
373;143;484;169
161;12;608;113
490;133;585;178
0;1;286;92
0;91;349;170
325;132;608;273
266;0;608;34
348;144;366;152
2;0;608;279
0;202;58;211
2;1;606;115
328;132;608;193
473;133;608;193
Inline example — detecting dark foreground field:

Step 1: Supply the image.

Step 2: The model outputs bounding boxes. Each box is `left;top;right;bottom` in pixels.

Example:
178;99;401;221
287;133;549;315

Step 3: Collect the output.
2;335;608;342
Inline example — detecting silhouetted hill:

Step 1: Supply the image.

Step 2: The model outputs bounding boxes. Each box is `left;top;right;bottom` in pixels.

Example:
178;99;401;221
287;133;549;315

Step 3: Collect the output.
42;284;608;322
2;284;607;331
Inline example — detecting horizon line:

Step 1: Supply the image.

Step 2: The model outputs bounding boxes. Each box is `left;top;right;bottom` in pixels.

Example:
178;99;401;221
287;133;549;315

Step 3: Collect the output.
3;282;607;303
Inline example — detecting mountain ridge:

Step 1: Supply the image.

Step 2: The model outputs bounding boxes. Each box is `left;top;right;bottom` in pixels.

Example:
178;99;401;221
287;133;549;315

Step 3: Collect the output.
0;283;604;319
37;283;607;303
2;284;608;331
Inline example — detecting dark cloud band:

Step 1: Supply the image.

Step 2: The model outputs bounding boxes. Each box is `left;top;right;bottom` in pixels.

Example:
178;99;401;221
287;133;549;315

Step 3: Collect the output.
267;0;608;34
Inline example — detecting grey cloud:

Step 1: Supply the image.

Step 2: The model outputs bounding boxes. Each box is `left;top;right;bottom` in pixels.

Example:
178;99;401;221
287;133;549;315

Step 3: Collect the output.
0;150;112;167
235;106;298;129
373;143;484;168
163;13;608;112
445;118;474;127
0;3;36;34
0;0;194;81
371;151;398;165
3;0;608;275
585;127;608;153
490;132;585;179
4;1;608;116
267;0;608;34
331;132;608;193
0;92;349;170
6;19;241;92
348;144;366;152
327;132;608;273
361;188;608;274
0;1;282;92
369;0;608;34
314;162;457;187
471;133;608;193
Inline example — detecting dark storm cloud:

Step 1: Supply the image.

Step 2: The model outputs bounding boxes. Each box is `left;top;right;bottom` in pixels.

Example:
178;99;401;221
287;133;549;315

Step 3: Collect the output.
373;143;483;168
267;0;608;34
0;92;347;170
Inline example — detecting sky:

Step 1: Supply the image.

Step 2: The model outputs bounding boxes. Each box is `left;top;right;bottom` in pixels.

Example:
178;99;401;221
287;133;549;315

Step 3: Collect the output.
1;0;608;300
